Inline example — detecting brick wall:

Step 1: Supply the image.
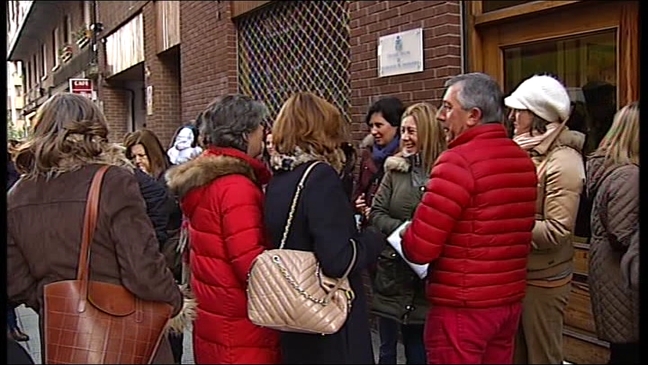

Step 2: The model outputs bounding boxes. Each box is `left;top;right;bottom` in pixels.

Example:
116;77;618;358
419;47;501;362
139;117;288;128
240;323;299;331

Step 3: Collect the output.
349;1;462;142
179;1;238;123
143;2;182;147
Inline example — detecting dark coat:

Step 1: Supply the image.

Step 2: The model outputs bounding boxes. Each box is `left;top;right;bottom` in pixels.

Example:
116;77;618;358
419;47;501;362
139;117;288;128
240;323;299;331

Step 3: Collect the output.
264;161;386;364
7;164;184;363
7;338;34;364
135;168;172;245
7;160;20;190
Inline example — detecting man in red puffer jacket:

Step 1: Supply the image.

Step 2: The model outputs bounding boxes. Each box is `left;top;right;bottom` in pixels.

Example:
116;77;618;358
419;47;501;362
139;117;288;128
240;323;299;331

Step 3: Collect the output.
402;73;538;364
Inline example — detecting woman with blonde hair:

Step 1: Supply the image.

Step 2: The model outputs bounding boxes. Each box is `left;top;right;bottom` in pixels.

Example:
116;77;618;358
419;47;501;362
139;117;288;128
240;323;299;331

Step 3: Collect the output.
369;102;447;364
264;92;386;364
586;101;639;364
7;93;186;363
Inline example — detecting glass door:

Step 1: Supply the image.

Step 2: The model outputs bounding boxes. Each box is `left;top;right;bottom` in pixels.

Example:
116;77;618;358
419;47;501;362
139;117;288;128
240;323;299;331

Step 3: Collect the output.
502;29;617;155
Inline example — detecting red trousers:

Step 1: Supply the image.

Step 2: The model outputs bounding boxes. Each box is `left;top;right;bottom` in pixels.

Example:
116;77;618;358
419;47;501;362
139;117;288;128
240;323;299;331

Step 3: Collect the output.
424;302;522;364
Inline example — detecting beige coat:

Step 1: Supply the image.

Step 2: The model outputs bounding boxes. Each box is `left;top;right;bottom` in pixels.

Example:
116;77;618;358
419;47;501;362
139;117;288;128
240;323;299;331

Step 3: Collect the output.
526;127;586;282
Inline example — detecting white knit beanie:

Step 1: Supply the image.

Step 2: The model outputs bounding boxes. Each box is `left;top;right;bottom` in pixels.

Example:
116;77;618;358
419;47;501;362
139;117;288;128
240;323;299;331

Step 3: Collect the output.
504;75;571;122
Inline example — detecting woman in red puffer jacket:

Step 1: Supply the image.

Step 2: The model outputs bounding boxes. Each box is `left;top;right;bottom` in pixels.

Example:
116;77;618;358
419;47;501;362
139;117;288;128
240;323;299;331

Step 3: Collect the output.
166;95;281;364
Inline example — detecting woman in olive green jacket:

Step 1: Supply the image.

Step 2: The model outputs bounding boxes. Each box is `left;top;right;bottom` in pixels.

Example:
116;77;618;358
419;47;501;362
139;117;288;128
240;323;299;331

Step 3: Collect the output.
369;102;446;364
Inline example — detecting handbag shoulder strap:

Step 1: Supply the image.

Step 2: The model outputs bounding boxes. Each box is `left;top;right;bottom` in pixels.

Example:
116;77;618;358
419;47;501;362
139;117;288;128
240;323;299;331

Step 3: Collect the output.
76;165;110;311
279;161;323;249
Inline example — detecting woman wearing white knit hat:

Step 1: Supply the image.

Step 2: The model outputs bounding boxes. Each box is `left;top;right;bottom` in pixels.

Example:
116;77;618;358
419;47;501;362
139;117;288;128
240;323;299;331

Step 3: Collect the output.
505;75;586;364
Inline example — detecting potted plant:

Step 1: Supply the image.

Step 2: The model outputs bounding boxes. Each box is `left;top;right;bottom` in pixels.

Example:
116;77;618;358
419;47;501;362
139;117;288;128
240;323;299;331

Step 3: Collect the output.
75;27;90;48
59;45;73;63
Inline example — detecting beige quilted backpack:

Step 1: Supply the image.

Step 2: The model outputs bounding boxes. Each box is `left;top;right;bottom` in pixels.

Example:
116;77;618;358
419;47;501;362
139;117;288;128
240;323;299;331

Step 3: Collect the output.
247;161;357;335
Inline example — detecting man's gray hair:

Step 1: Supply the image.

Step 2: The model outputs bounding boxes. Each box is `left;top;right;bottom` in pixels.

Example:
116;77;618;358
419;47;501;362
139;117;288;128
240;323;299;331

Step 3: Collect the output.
444;72;505;124
200;94;268;151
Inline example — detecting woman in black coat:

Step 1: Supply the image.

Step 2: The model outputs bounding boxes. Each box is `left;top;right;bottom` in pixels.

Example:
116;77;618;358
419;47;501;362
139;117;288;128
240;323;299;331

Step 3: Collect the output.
265;92;385;364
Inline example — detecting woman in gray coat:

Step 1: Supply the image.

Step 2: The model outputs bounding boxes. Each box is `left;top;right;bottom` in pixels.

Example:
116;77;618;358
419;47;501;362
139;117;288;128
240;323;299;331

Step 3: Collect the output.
369;103;446;364
586;101;639;364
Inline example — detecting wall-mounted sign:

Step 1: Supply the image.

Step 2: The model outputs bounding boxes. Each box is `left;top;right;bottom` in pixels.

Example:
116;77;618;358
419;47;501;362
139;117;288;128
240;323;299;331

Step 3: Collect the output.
378;28;424;78
69;78;93;99
146;85;154;116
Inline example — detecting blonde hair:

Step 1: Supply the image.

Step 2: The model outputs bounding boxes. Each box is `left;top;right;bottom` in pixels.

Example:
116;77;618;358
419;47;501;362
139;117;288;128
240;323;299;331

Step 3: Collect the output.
594;101;639;166
272;92;348;171
401;102;447;173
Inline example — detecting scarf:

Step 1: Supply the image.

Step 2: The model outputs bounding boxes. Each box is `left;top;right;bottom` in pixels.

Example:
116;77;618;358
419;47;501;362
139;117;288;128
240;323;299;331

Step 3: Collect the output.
270;147;346;174
372;136;401;165
513;123;560;151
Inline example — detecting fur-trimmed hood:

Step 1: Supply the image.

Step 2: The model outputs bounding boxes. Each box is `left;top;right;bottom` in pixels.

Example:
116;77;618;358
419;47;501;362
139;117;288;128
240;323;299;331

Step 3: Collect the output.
165;153;260;199
360;134;375;149
384;155;410;173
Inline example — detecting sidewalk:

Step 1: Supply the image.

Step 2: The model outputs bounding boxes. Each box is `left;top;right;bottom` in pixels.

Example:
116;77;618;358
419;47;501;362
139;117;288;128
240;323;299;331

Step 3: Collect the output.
14;305;196;364
16;304;425;364
13;305;574;364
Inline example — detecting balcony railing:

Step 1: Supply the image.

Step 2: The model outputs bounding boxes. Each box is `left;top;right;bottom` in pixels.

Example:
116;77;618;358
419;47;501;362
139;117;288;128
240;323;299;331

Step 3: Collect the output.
53;46;93;87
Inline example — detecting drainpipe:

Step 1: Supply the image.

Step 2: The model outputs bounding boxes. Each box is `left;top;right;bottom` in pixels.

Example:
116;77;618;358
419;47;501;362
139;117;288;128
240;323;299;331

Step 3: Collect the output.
90;0;99;64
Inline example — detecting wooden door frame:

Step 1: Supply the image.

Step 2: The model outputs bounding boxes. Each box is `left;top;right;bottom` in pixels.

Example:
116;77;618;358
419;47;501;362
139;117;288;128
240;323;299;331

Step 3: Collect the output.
466;0;639;105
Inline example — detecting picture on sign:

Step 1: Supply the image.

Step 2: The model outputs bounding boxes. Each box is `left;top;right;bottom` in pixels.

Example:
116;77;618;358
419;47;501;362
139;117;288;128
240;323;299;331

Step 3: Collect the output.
69;78;93;99
378;28;424;78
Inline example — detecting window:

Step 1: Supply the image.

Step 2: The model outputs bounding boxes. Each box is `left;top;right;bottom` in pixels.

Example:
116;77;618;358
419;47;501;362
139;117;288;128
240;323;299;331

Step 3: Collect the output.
26;62;32;90
503;30;617;155
53;28;60;67
41;44;48;77
32;54;39;83
63;15;70;44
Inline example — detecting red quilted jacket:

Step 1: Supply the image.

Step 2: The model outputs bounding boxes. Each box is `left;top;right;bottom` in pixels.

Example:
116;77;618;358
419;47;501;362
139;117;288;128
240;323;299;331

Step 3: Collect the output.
402;124;538;308
166;147;281;364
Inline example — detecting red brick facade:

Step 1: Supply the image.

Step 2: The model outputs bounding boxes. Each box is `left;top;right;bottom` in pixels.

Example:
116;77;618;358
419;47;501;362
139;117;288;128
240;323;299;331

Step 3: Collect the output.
349;1;462;141
179;1;238;124
89;1;461;146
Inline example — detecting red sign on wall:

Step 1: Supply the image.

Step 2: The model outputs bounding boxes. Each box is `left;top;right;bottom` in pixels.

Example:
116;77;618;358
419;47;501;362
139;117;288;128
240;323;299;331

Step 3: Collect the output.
69;78;93;99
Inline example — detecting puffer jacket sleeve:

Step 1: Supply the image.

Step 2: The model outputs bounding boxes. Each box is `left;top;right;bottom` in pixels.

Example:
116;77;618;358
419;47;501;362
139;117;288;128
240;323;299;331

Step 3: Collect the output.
369;171;403;235
402;151;473;264
306;163;385;279
532;147;585;250
105;168;183;316
218;175;267;284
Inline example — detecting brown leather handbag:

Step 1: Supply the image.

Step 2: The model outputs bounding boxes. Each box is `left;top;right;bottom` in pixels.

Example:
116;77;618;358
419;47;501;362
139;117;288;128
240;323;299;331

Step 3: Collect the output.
43;165;174;364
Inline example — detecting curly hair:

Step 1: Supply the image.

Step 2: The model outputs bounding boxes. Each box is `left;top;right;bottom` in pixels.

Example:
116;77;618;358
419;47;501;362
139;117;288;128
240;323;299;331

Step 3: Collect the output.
13;93;113;178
